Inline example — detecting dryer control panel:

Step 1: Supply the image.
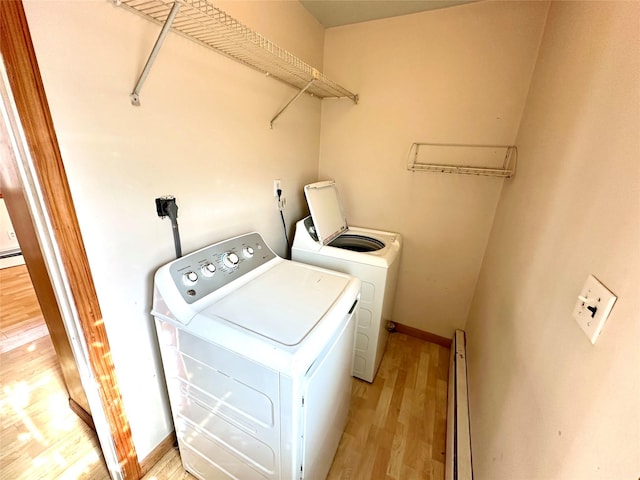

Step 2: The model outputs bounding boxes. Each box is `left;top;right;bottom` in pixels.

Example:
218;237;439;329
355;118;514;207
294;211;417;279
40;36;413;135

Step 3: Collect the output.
168;232;277;304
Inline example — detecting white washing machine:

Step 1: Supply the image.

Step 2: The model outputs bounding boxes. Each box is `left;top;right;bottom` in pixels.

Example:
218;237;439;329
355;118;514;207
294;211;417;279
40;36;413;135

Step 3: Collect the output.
291;180;402;383
152;232;360;479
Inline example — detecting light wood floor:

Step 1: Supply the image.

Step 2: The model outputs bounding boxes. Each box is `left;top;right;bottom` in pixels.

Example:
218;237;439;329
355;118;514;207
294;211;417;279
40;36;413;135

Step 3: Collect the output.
1;265;449;479
144;334;450;480
0;264;49;353
0;265;107;479
0;335;107;479
326;333;449;480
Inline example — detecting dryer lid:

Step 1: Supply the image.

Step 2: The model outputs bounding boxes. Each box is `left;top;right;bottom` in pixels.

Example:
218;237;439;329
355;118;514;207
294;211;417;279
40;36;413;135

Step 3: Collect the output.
201;261;351;346
304;180;348;245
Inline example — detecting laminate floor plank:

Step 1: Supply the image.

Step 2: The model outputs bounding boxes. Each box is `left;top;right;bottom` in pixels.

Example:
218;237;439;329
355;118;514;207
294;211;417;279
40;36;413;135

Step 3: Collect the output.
0;265;42;330
0;335;108;479
0;265;49;353
1;282;449;480
326;333;449;480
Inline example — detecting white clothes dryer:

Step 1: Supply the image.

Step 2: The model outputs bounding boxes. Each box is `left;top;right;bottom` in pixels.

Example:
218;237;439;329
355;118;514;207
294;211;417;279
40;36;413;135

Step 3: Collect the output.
152;232;360;479
291;180;402;383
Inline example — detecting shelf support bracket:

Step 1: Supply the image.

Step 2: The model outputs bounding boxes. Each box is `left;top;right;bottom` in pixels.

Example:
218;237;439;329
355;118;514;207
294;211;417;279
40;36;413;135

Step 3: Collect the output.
130;1;181;106
270;79;314;129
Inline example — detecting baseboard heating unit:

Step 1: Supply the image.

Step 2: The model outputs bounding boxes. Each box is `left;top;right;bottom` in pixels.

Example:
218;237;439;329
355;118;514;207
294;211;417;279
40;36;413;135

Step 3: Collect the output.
0;248;22;259
445;330;473;480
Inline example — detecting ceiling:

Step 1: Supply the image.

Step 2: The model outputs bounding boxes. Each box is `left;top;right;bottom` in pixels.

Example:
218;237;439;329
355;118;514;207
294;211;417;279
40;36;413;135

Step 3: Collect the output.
299;0;477;28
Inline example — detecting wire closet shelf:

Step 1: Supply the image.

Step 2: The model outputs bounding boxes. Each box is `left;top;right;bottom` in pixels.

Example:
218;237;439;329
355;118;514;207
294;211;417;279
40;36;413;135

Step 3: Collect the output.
407;142;517;178
117;0;358;124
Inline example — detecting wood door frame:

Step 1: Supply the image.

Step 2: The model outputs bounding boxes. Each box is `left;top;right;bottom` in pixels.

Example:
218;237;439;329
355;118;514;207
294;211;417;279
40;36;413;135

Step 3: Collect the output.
0;2;141;479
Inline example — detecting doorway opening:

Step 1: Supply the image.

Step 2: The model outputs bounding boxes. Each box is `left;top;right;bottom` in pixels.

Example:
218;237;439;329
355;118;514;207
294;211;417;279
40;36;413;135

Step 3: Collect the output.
1;2;140;477
0;253;108;477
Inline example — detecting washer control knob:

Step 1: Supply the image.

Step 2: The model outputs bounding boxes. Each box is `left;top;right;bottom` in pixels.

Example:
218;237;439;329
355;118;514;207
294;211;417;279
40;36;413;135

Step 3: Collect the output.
242;246;254;258
201;263;216;277
223;252;240;269
182;271;198;285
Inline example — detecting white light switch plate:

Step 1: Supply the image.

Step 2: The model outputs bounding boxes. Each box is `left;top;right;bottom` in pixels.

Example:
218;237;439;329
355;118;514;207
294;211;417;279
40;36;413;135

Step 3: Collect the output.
572;274;617;344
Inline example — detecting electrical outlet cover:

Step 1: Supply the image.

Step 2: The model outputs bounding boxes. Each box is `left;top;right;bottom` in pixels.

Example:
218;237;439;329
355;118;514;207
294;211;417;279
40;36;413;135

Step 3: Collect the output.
572;274;617;344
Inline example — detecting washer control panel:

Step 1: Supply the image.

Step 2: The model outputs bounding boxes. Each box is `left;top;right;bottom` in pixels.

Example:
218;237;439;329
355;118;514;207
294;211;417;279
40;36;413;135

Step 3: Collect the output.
168;232;277;304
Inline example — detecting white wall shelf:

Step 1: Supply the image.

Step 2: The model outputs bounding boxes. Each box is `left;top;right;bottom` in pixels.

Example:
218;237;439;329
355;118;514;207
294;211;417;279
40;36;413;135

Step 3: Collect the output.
407;143;517;178
117;0;358;126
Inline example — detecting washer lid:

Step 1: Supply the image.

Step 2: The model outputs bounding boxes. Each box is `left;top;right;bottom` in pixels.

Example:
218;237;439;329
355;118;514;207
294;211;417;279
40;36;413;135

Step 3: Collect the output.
202;261;350;346
304;180;348;245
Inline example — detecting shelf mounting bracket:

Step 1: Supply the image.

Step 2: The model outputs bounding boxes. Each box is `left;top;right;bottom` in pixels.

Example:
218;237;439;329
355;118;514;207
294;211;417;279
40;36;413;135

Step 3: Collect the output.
270;79;315;129
130;1;181;106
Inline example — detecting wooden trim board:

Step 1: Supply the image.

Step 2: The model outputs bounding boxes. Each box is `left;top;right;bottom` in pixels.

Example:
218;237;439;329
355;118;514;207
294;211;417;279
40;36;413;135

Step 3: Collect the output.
393;322;452;348
69;398;96;431
139;432;177;476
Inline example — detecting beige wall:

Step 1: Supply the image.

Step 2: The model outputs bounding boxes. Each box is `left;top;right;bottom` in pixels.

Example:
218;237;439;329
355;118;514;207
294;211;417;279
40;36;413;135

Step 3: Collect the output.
23;0;640;471
319;1;549;338
23;0;324;458
465;2;640;478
